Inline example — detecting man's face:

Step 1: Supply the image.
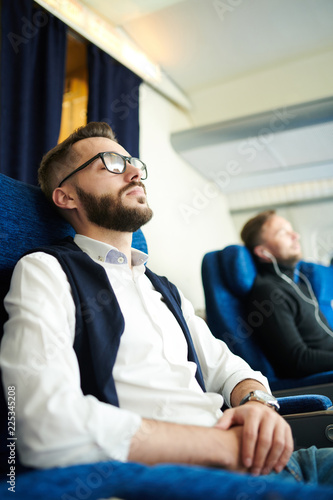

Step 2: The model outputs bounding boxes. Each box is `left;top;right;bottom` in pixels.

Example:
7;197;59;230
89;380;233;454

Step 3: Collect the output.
67;136;153;232
258;215;302;266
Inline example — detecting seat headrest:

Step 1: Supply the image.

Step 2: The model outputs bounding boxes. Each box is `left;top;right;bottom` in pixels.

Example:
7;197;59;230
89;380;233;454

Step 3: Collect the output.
0;173;147;270
298;261;333;303
219;245;257;296
0;173;75;272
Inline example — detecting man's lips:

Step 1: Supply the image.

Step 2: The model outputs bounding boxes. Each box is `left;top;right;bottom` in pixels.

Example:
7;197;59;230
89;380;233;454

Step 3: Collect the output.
291;242;301;253
125;186;145;197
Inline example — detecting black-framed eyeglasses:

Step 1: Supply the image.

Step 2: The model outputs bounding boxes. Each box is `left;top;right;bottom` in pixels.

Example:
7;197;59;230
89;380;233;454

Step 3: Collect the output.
57;152;148;187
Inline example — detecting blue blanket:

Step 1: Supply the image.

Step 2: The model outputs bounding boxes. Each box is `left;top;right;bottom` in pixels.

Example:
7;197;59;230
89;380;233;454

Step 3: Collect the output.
1;460;333;500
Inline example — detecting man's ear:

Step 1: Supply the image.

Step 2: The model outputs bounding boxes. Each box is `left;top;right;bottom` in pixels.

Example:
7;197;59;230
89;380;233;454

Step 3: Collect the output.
52;187;77;211
253;245;271;261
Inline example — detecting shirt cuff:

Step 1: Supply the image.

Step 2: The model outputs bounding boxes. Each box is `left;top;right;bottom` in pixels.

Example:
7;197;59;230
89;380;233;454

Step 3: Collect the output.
85;398;143;462
222;370;271;408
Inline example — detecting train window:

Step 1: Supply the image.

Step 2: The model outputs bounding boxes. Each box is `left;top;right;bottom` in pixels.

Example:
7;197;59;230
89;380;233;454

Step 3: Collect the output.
58;32;88;143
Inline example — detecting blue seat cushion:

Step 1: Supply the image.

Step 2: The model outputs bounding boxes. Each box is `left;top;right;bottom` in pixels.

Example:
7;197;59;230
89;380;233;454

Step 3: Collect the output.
1;459;333;500
219;245;256;296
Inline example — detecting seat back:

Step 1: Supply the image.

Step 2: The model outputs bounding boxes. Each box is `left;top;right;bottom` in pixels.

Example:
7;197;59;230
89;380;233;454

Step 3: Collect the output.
0;173;147;473
298;261;333;329
202;244;333;390
202;245;276;380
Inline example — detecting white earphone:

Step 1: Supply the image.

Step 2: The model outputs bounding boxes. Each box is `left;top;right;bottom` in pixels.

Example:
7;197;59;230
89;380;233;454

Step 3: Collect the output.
262;249;273;259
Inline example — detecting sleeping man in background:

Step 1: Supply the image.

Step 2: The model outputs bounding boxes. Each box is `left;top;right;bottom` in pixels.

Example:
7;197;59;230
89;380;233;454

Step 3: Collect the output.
241;210;333;377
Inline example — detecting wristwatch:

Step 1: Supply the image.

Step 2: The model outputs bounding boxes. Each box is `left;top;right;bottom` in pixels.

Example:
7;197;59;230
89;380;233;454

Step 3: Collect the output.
239;390;280;412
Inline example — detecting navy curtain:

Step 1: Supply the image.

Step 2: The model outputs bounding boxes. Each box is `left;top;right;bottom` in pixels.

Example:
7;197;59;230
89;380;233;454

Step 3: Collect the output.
0;0;67;185
87;44;142;158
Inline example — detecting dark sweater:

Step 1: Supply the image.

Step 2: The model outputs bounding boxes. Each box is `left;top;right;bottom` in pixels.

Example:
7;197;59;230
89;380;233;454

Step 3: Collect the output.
246;260;333;377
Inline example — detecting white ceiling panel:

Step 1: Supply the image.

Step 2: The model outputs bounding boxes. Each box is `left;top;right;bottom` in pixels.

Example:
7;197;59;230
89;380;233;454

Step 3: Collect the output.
82;0;333;93
172;97;333;192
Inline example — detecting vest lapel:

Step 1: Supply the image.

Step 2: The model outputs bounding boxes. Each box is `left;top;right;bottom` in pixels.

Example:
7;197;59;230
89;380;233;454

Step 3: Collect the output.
145;268;206;392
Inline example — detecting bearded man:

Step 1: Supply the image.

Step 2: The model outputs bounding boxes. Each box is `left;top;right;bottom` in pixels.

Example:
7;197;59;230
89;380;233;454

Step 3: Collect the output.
241;210;333;378
2;123;333;488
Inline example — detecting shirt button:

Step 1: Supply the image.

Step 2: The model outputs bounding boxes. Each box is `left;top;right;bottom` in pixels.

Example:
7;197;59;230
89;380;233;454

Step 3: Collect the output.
118;257;124;264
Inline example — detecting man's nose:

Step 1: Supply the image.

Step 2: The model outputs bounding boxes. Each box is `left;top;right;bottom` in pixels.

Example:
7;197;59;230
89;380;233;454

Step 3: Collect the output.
124;161;142;181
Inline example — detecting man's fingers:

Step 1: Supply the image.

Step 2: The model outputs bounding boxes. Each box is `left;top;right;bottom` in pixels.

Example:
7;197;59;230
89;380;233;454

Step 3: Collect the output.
251;416;294;475
216;403;294;476
251;418;282;475
273;424;294;474
241;410;267;471
215;408;237;430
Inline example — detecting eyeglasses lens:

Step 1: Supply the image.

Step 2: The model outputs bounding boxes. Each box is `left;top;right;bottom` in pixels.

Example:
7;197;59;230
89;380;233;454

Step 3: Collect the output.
104;153;124;174
103;153;147;180
130;158;147;180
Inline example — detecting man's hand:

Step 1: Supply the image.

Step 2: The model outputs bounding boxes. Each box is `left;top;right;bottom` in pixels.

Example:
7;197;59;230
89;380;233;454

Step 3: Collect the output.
215;402;294;476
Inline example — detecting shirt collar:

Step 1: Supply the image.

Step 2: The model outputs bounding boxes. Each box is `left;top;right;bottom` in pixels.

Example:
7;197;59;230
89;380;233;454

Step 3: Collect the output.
74;234;148;267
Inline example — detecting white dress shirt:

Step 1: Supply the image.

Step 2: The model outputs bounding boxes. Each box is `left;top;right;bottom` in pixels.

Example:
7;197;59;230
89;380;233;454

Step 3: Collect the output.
0;234;269;469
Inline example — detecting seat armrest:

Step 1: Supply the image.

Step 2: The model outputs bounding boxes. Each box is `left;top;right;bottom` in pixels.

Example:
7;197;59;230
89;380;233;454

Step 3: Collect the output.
278;394;332;416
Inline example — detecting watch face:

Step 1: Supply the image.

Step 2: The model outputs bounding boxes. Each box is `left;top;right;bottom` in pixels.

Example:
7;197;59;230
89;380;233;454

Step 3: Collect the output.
251;391;280;410
254;390;276;403
240;390;280;411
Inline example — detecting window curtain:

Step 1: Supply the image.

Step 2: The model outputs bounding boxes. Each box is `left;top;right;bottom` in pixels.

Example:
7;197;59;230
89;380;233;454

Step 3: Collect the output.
87;44;142;158
0;0;67;185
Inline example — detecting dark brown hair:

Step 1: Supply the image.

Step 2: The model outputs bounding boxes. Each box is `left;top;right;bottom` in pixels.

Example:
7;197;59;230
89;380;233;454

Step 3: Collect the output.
38;122;117;202
240;210;276;250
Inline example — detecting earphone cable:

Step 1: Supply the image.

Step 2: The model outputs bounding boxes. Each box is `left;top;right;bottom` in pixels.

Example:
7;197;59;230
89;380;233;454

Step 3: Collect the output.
267;253;333;338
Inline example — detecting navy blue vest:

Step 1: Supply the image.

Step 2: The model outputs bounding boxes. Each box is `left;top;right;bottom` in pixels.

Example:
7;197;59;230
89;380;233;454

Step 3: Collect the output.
29;238;205;406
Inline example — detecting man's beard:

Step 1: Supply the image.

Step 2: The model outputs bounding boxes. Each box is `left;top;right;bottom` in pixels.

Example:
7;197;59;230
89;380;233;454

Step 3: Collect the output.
280;255;302;267
75;182;153;232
